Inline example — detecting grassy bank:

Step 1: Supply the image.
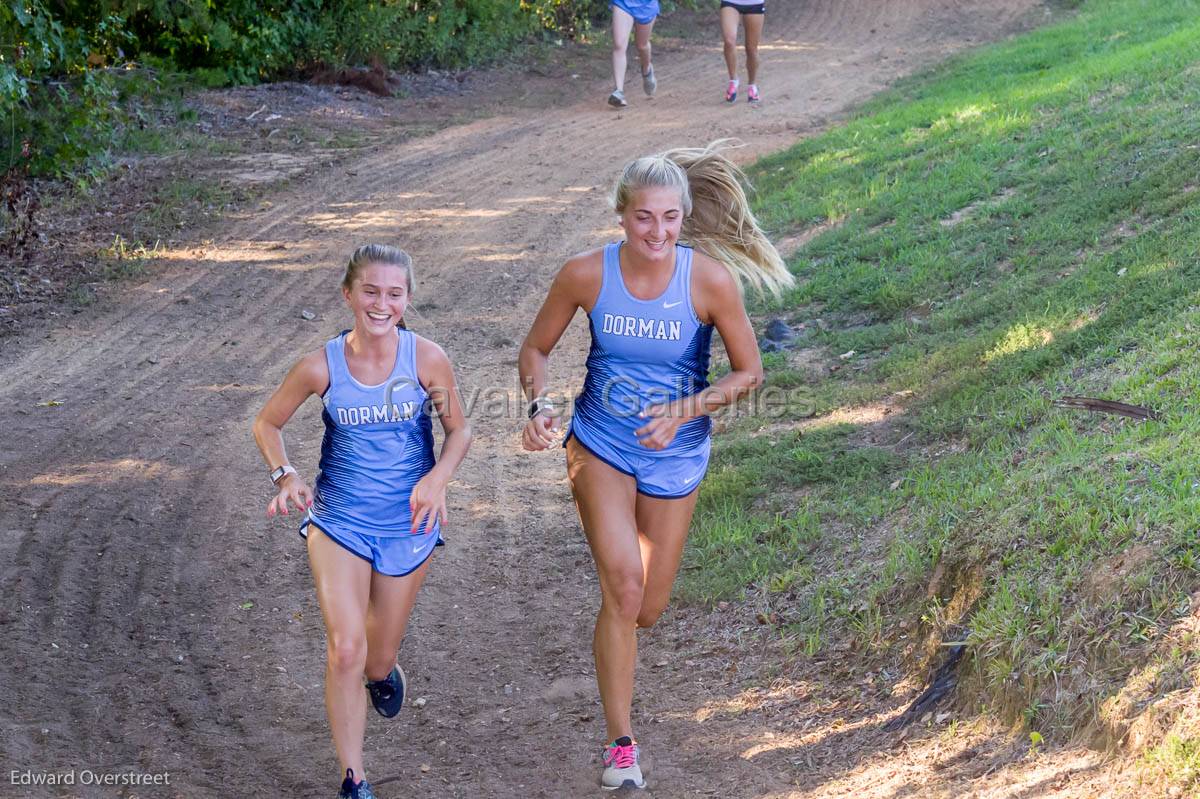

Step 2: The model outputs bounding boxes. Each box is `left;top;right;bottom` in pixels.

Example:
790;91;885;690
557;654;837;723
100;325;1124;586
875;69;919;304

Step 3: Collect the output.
687;0;1200;744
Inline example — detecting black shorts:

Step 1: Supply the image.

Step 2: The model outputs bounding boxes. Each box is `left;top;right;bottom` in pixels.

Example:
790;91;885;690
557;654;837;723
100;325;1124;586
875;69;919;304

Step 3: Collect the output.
721;1;765;13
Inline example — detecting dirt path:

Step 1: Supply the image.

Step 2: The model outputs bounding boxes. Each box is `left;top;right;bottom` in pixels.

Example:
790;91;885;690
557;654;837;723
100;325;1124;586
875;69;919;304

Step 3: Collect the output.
0;2;1053;797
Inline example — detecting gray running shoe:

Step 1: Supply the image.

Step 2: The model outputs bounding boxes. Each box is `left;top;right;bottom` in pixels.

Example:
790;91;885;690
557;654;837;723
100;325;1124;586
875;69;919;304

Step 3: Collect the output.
337;769;376;799
608;89;627;108
601;736;646;791
642;65;657;97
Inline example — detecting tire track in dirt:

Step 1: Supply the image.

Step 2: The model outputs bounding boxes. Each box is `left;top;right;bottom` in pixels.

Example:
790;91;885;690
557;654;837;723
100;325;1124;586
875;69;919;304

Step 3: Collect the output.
0;2;1045;797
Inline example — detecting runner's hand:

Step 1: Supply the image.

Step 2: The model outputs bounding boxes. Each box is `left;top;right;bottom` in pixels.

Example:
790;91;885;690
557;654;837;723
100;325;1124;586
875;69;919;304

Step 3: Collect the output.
409;473;448;534
267;474;313;517
522;412;560;451
635;404;684;450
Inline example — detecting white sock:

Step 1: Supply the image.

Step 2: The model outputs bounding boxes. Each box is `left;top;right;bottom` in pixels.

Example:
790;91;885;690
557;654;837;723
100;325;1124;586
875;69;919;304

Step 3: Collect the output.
729;78;740;86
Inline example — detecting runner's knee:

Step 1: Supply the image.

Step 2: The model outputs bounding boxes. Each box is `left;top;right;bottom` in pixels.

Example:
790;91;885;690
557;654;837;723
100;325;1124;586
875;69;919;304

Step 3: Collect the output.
327;632;368;676
603;573;645;623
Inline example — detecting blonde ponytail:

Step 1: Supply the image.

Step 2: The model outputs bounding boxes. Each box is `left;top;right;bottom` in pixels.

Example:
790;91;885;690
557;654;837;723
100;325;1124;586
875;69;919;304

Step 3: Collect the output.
663;140;794;298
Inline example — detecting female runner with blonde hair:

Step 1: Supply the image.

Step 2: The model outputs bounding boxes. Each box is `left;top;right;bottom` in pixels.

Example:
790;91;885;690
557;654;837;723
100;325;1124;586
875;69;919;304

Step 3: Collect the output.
254;244;471;799
519;143;792;790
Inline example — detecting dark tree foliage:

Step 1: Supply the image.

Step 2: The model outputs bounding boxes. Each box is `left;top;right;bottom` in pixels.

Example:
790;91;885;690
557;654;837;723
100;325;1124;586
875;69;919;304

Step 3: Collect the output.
1;0;618;176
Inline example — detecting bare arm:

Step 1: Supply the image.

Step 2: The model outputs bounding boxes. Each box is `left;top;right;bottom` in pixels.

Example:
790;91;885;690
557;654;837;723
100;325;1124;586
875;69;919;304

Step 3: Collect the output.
409;336;472;533
680;256;765;417
251;350;329;515
518;252;601;450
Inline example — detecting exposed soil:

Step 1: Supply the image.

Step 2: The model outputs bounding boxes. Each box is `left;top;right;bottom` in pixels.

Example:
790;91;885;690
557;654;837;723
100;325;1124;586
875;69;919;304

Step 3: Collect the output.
0;40;614;337
3;2;1159;798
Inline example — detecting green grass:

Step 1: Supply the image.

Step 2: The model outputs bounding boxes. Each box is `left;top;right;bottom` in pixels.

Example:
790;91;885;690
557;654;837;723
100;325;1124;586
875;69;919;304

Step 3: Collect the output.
1144;734;1200;790
99;235;163;280
131;178;241;240
684;0;1200;738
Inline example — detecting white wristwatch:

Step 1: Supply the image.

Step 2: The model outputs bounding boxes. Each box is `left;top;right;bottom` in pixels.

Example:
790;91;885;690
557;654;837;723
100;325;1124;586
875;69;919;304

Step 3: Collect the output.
270;464;298;485
528;397;556;419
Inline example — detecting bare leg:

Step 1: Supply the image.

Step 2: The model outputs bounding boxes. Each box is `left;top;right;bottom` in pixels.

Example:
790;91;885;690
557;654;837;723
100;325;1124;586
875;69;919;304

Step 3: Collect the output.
566;438;641;742
363;554;434;681
611;7;635;93
634;490;700;629
720;7;741;80
744;11;764;86
634;19;655;78
307;526;372;782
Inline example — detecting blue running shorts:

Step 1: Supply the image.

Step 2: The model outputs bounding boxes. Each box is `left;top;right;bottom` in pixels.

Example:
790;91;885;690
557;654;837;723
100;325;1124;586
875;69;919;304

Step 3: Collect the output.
567;430;710;499
300;515;443;577
612;0;660;25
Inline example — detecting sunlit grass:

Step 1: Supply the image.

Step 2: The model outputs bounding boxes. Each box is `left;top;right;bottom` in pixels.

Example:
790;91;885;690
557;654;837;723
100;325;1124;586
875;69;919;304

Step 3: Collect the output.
684;0;1200;738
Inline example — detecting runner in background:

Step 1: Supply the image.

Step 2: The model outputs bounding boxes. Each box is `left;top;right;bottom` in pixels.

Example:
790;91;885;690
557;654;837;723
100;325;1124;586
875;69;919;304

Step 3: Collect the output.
720;0;766;103
608;0;660;107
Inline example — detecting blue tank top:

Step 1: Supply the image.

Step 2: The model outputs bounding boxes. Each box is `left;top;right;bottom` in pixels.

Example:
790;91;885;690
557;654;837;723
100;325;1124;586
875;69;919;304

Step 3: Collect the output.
570;242;714;455
310;329;437;537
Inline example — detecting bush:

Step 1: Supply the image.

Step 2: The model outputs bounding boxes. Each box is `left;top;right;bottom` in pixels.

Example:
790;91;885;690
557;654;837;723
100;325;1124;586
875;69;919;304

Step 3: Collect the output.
1;1;133;176
0;0;624;177
75;0;606;79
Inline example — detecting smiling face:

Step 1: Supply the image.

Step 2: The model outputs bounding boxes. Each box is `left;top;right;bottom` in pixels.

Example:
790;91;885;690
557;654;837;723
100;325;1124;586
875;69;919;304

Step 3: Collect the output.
343;261;411;335
619;185;685;264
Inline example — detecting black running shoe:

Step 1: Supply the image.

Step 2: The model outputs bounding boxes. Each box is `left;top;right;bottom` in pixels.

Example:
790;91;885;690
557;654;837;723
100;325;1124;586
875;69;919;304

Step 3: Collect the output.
366;664;406;718
337;768;377;799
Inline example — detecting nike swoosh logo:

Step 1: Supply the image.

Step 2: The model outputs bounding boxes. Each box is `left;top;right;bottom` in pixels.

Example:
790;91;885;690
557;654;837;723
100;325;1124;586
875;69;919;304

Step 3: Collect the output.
663;301;682;309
